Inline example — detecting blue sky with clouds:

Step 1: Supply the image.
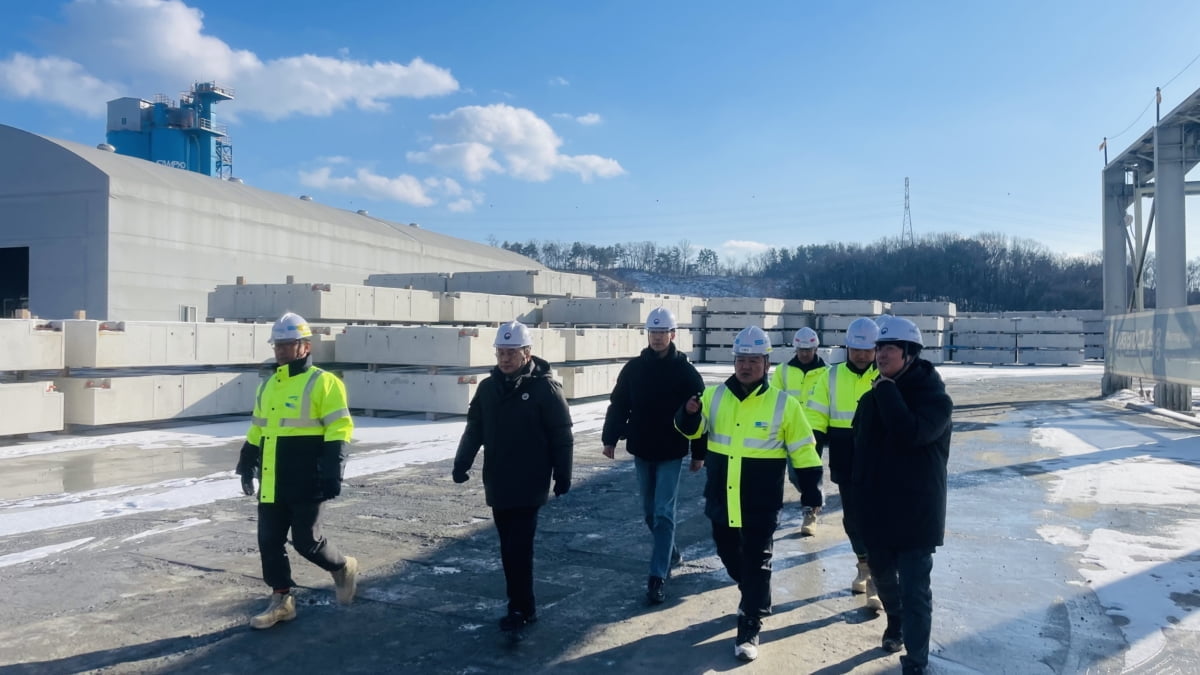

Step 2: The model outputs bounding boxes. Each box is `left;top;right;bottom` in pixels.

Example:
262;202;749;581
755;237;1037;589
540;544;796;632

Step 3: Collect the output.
2;0;1200;263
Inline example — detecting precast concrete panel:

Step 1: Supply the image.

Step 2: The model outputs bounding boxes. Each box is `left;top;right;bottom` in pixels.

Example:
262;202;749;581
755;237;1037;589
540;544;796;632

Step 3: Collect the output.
951;349;1016;365
439;292;540;324
1018;334;1085;349
704;298;785;314
559;363;624;399
781;314;818;330
1018;349;1084;365
674;329;694;355
818;347;847;365
704;314;786;330
364;273;451;292
704;330;786;347
903;316;948;332
336;326;494;366
342;370;478;415
0;320;64;370
952;333;1015;349
952;318;1016;333
780;299;816;313
558;329;645;362
59;320;276;368
448;270;597;298
819;315;883;331
56;372;258;425
542;297;693;327
813;300;885;316
889;302;957;317
0;382;63;434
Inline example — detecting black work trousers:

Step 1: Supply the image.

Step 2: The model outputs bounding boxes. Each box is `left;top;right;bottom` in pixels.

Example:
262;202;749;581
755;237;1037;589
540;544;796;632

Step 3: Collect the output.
711;511;778;619
868;545;935;671
258;500;345;590
493;505;540;615
837;481;868;558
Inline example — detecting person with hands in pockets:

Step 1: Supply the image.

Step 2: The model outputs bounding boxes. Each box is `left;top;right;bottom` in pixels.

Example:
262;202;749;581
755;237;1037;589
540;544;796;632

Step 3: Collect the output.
852;315;952;675
675;325;821;663
235;312;357;630
453;320;574;637
602;307;706;605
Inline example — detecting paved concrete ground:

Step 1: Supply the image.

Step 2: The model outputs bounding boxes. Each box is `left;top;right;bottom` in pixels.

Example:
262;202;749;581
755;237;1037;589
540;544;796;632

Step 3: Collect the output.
0;367;1196;674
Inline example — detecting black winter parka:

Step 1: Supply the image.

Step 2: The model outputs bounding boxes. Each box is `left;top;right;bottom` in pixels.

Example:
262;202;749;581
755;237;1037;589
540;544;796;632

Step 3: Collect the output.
602;343;707;462
454;356;574;509
851;358;953;550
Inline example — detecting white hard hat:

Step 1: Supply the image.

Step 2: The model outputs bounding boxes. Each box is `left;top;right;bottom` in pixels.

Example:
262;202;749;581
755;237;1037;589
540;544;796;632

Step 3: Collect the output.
269;312;312;344
645;307;678;331
732;325;772;356
845;317;880;350
494;320;533;348
793;327;819;349
876;315;924;349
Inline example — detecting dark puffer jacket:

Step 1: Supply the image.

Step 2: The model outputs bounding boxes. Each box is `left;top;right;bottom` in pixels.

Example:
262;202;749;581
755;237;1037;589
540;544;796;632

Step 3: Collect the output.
602;343;707;462
454;356;574;509
851;358;953;550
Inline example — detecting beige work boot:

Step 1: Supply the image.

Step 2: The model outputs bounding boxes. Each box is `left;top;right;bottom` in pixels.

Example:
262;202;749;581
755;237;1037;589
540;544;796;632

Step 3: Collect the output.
851;560;870;594
800;507;819;536
250;592;296;629
333;556;358;605
865;576;883;611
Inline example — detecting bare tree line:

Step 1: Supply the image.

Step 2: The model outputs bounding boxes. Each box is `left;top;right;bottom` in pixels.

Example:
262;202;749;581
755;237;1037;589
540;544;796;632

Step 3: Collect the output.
497;233;1200;311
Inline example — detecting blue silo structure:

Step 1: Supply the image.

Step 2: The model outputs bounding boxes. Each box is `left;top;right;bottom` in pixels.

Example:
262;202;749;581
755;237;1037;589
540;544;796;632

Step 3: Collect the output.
105;82;234;177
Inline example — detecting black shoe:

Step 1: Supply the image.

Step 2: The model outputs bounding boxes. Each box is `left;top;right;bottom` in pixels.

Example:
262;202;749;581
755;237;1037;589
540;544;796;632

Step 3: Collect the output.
881;614;903;653
499;609;537;632
734;613;761;661
670;547;683;568
647;576;666;604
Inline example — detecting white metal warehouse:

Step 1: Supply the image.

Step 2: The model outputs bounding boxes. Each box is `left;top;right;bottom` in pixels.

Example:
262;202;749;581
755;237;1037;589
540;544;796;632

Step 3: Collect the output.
0;123;540;321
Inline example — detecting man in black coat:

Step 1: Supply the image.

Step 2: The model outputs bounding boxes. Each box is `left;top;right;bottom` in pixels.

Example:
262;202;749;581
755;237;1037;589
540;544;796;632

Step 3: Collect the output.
602;308;705;604
453;320;574;635
852;315;953;675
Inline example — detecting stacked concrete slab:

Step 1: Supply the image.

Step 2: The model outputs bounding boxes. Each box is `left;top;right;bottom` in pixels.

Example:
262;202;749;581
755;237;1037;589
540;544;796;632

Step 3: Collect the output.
208;283;441;324
697;298;816;364
887;301;955;365
0;319;66;434
446;269;596;298
951;316;1085;365
812;300;887;350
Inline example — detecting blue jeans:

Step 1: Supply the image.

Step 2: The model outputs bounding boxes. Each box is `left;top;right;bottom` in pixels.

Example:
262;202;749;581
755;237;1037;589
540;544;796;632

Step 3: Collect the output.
868;546;935;671
634;456;683;580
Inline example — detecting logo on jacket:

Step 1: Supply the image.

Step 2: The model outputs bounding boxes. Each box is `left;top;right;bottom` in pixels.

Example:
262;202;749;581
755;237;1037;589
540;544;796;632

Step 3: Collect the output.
285;394;299;409
754;420;769;429
521;393;530;401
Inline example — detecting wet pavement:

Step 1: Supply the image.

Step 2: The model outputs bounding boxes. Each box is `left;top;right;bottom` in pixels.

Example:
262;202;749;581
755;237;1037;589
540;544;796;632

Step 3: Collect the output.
0;365;1198;674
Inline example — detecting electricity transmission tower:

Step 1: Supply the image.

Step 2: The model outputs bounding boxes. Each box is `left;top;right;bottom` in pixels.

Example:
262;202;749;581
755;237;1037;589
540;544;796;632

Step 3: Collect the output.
901;177;914;246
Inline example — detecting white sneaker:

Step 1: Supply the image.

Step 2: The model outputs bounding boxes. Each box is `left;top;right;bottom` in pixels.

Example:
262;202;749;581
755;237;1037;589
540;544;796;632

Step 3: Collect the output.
734;640;759;661
333;556;358;605
851;560;870;594
250;592;296;629
865;576;883;611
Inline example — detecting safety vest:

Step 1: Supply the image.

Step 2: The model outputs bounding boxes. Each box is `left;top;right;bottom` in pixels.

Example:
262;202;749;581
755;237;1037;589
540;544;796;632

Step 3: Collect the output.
680;382;819;527
805;362;878;433
770;361;827;408
247;365;353;503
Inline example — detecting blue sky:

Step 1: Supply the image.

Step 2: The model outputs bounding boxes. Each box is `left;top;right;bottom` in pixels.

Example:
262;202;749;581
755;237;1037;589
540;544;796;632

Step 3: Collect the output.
2;0;1200;264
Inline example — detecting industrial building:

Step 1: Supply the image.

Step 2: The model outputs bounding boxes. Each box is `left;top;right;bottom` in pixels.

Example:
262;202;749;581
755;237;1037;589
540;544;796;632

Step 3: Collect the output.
0;84;540;322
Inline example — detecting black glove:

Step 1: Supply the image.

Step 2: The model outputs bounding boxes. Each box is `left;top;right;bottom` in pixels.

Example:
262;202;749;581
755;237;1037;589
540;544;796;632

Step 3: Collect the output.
553;479;570;497
240;474;256;497
452;470;470;484
321;477;341;499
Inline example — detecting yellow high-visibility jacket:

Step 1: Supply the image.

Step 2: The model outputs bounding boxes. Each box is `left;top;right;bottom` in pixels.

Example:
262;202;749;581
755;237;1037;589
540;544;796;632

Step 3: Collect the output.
678;380;819;527
805;362;878;433
770;359;828;409
245;363;353;503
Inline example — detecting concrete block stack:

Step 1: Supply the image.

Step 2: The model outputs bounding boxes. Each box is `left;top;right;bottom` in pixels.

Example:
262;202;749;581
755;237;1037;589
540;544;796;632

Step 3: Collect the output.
812;300;887;351
951;314;1085;365
887;301;955;365
697;298;816;365
0;319;65;434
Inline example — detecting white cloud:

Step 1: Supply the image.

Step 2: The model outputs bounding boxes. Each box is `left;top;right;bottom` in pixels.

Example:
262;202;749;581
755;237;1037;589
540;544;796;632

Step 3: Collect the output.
1;0;457;119
576;112;602;126
0;53;120;115
412;103;624;183
299;166;434;207
549;76;569;86
721;240;771;257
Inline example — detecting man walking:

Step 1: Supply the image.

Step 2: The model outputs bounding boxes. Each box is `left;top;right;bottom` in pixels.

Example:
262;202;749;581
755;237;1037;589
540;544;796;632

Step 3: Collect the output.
853;315;953;675
806;317;881;608
236;312;357;629
676;326;820;662
770;326;828;535
603;307;706;604
453;320;574;637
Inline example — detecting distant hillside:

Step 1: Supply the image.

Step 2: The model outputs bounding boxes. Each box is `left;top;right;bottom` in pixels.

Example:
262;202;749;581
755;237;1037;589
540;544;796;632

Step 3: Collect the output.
595;268;783;298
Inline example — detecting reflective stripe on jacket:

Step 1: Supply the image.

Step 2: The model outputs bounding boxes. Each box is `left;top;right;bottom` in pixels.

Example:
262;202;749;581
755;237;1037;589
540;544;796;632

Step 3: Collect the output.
770;361;827;408
679;382;819;527
247;364;353;503
805;362;878;433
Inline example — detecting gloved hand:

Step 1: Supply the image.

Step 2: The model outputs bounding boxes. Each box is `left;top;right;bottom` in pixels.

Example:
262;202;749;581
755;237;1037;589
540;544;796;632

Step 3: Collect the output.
240;474;256;497
553;479;570;497
321;477;341;499
452;470;470;484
